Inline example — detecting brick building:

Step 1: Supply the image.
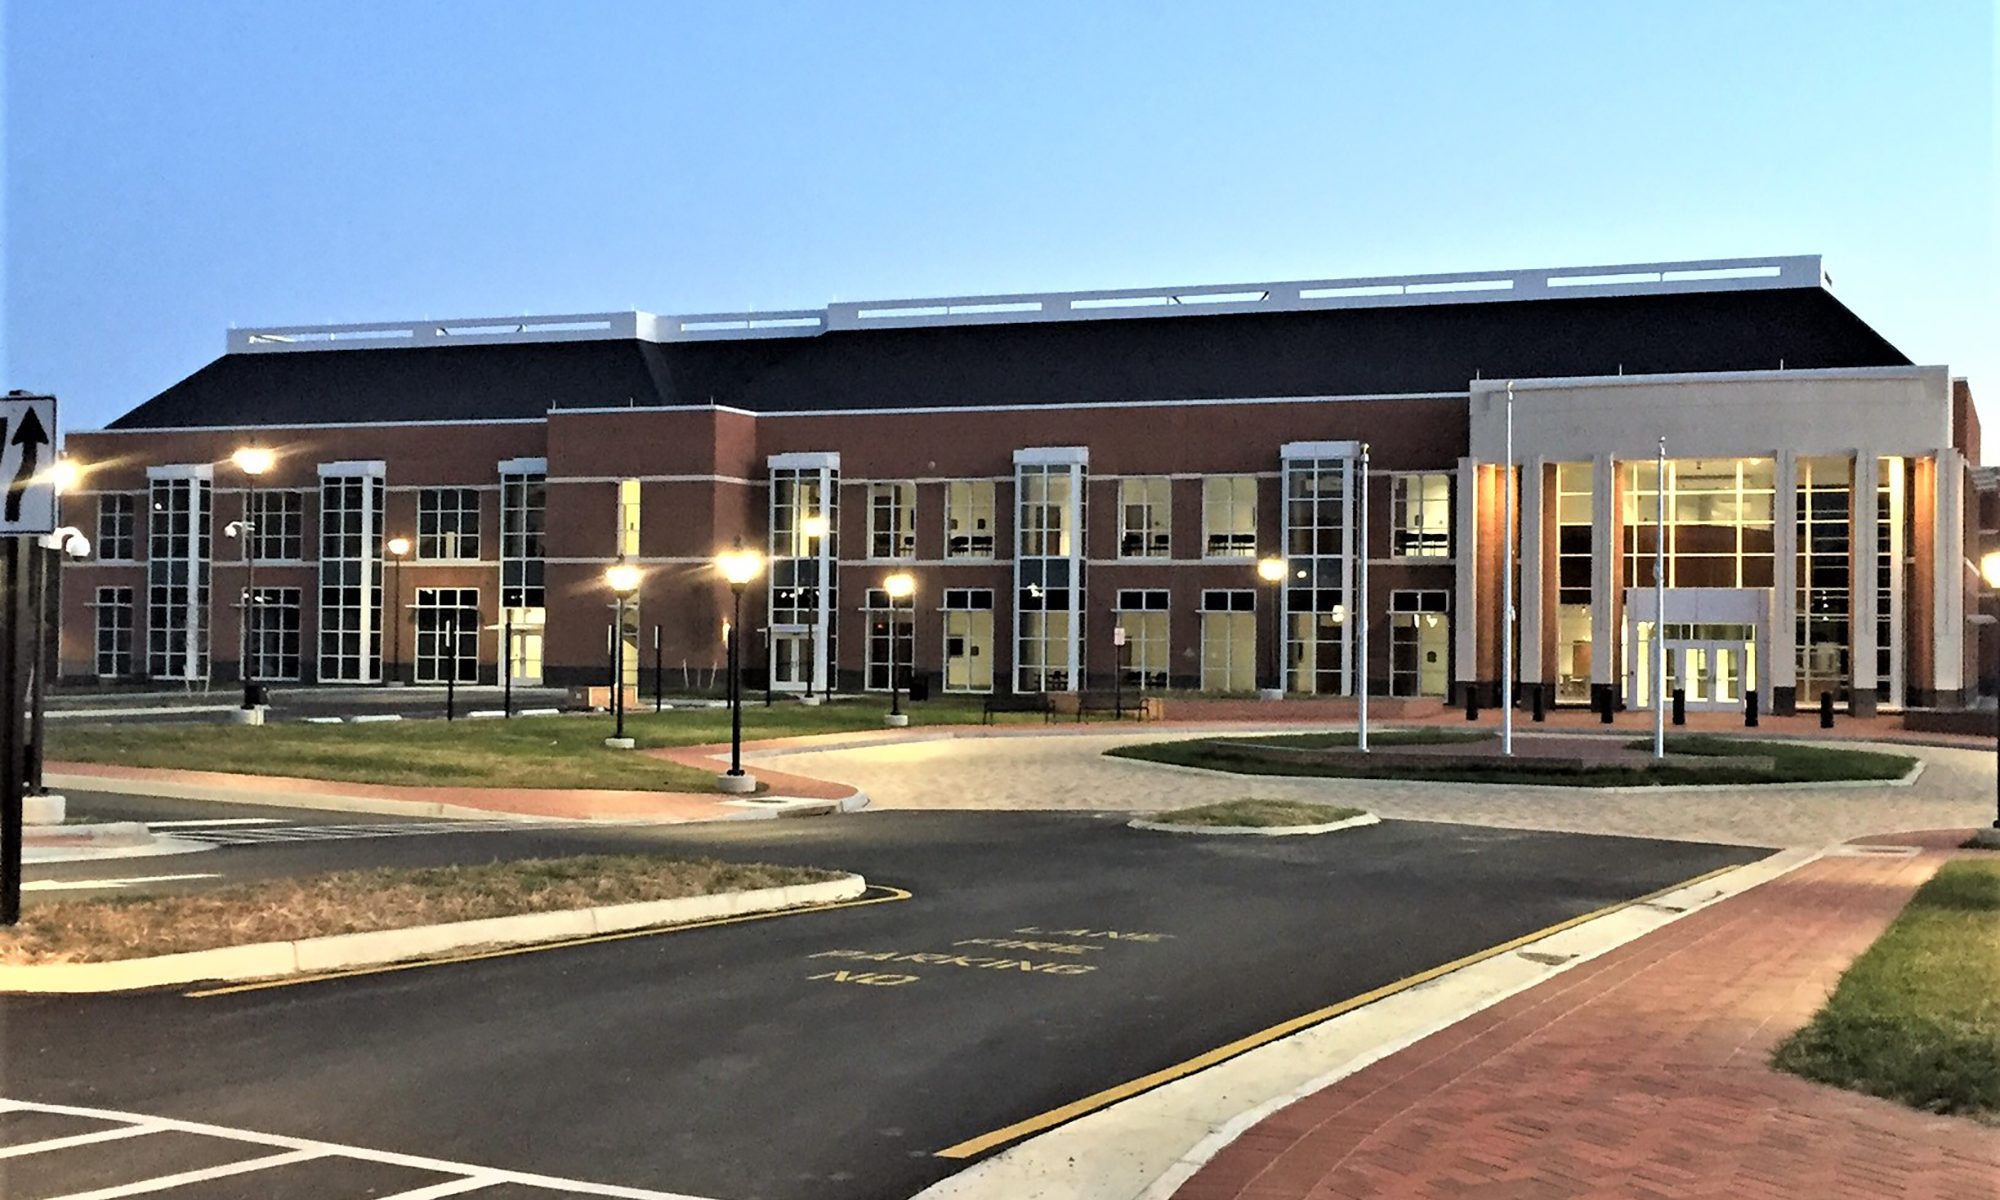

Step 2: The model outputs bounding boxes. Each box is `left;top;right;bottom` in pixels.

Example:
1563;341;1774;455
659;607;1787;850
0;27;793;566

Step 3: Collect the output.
58;254;1984;712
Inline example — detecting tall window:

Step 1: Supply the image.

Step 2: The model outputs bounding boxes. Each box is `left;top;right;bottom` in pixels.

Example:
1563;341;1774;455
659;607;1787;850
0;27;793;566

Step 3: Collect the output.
1554;462;1594;703
1390;474;1451;558
1796;456;1851;703
245;587;302;681
863;586;915;691
146;474;210;680
868;482;916;559
1283;456;1351;695
415;587;481;683
418;487;482;560
1115;589;1169;688
1202;476;1257;558
94;586;134;677
501;471;546;608
769;464;839;693
942;588;994;693
1875;458;1905;706
1118;478;1172;558
96;494;137;561
945;480;997;558
616;479;640;558
1621;458;1775;590
1200;589;1256;692
318;472;384;683
1388;590;1450;698
1016;457;1086;692
246;490;305;561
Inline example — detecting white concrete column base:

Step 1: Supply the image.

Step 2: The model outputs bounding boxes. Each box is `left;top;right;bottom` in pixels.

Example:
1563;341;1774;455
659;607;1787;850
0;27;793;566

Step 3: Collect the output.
884;713;910;727
799;695;824;706
603;737;636;750
1258;688;1284;701
24;793;65;825
716;772;758;794
384;680;407;689
230;707;267;726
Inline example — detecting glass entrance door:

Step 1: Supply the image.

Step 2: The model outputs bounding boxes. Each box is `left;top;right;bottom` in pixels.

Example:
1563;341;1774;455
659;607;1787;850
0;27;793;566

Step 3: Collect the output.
772;629;813;691
1666;640;1750;710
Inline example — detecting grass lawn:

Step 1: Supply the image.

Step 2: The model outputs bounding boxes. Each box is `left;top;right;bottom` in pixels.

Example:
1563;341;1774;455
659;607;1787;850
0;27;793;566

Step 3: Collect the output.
1145;798;1367;828
1772;858;2000;1122
1;855;842;965
1108;730;1916;787
45;696;1006;793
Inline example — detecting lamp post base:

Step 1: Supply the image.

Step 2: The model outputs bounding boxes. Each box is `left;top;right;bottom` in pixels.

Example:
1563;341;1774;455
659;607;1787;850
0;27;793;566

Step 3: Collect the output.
231;707;267;726
716;772;758;795
884;712;910;727
603;737;636;750
1257;688;1284;701
800;694;823;706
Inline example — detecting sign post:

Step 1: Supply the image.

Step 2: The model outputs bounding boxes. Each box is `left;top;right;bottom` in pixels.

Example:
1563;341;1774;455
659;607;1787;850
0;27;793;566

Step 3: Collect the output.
0;393;60;926
1112;625;1126;718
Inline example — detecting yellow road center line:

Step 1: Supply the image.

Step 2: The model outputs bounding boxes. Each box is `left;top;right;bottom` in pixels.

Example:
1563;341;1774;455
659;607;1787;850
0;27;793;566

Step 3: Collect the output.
935;863;1740;1160
185;885;913;998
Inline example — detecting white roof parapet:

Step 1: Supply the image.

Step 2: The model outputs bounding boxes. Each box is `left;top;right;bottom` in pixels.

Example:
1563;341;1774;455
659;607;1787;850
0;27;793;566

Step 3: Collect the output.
227;255;1827;354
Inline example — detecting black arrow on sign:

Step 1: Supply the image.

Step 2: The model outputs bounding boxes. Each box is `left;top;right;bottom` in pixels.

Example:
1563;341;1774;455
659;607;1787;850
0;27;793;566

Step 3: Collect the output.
5;407;48;524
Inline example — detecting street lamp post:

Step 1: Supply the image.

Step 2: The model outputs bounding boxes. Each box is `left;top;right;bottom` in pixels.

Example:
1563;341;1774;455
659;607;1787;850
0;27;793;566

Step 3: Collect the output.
883;571;915;727
604;561;641;748
1257;556;1286;700
229;446;274;722
800;512;829;703
385;536;411;686
716;543;765;792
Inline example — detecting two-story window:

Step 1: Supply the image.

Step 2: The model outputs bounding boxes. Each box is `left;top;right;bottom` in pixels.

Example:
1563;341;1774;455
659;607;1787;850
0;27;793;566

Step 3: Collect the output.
1118;478;1172;558
247;490;305;561
96;494;137;561
418;487;482;560
1203;476;1258;558
868;482;916;559
1391;474;1452;558
945;480;996;558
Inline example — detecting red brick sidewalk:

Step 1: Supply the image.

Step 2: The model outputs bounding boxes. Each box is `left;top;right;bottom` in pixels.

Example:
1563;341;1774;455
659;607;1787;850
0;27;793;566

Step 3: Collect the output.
1174;832;1999;1200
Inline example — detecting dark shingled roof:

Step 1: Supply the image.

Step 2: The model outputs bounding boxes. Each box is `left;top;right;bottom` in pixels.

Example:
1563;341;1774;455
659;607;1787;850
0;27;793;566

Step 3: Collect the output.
107;287;1911;430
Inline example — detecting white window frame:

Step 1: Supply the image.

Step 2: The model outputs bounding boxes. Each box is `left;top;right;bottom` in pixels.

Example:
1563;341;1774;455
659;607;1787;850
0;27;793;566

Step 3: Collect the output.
1389;473;1452;560
1117;477;1172;559
1202;476;1258;559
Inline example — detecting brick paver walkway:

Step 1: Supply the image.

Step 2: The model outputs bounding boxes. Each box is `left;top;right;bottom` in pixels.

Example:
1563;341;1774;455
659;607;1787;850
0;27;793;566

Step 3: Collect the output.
1172;833;1998;1200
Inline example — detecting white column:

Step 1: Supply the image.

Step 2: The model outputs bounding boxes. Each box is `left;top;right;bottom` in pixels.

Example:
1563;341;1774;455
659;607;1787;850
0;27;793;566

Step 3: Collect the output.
1850;451;1880;709
1932;448;1966;699
1770;450;1799;703
1518;457;1545;688
1452;456;1480;696
1589;452;1618;690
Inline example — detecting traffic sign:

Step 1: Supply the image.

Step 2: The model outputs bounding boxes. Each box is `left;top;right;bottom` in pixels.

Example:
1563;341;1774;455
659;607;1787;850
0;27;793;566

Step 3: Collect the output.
1112;626;1126;647
0;395;56;535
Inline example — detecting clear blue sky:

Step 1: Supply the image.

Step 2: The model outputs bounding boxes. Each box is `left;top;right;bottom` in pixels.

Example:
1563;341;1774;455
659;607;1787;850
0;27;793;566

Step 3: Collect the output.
3;1;1994;441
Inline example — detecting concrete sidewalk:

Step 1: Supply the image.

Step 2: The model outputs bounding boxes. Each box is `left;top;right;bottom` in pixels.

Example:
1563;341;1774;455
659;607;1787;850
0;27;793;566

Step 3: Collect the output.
1170;830;1997;1200
46;760;861;822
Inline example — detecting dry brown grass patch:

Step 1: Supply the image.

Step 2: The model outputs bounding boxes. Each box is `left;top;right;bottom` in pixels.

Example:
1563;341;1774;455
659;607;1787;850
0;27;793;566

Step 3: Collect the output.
1;855;840;965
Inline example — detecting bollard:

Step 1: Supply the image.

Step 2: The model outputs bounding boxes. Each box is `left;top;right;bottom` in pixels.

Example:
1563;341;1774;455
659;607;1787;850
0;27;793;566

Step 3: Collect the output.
1819;690;1834;730
1465;689;1480;722
1599;693;1614;724
1745;689;1759;728
1672;687;1686;726
1531;687;1546;722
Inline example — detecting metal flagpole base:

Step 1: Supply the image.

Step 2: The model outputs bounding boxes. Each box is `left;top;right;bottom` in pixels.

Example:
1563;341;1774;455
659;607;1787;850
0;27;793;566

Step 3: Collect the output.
716;772;758;794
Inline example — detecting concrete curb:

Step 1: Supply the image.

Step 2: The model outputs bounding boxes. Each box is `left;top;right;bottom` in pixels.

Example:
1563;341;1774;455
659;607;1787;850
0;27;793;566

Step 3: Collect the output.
1127;813;1380;837
0;873;867;994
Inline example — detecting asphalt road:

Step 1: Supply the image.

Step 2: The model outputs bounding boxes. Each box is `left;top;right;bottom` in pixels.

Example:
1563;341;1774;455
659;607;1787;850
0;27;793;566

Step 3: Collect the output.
3;806;1764;1200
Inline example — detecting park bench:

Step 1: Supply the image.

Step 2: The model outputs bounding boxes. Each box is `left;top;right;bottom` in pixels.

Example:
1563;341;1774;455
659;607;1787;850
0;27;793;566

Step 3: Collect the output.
982;691;1055;724
1074;690;1149;722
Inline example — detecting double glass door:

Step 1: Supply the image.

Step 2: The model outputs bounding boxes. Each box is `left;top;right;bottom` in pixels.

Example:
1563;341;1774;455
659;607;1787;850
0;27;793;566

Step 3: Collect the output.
1665;639;1749;709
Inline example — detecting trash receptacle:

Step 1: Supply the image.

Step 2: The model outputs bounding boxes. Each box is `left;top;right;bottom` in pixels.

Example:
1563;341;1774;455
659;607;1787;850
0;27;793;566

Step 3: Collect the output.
907;673;931;703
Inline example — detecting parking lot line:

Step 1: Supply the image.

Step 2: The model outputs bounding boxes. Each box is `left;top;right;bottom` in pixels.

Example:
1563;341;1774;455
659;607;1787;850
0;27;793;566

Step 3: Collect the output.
934;863;1743;1160
0;1099;722;1199
45;1148;324;1200
184;884;915;998
25;874;221;892
0;1123;165;1158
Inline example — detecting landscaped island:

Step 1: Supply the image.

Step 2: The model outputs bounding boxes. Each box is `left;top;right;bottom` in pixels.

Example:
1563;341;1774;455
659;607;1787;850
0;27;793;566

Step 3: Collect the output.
1109;729;1917;787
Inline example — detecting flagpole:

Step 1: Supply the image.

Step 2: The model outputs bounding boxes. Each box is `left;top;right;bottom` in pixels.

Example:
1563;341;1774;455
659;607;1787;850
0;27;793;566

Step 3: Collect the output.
1357;443;1370;753
1654;435;1667;760
1501;383;1515;756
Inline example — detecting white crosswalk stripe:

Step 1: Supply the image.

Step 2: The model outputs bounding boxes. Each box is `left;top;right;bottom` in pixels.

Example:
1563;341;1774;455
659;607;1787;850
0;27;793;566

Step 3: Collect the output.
0;1097;721;1199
